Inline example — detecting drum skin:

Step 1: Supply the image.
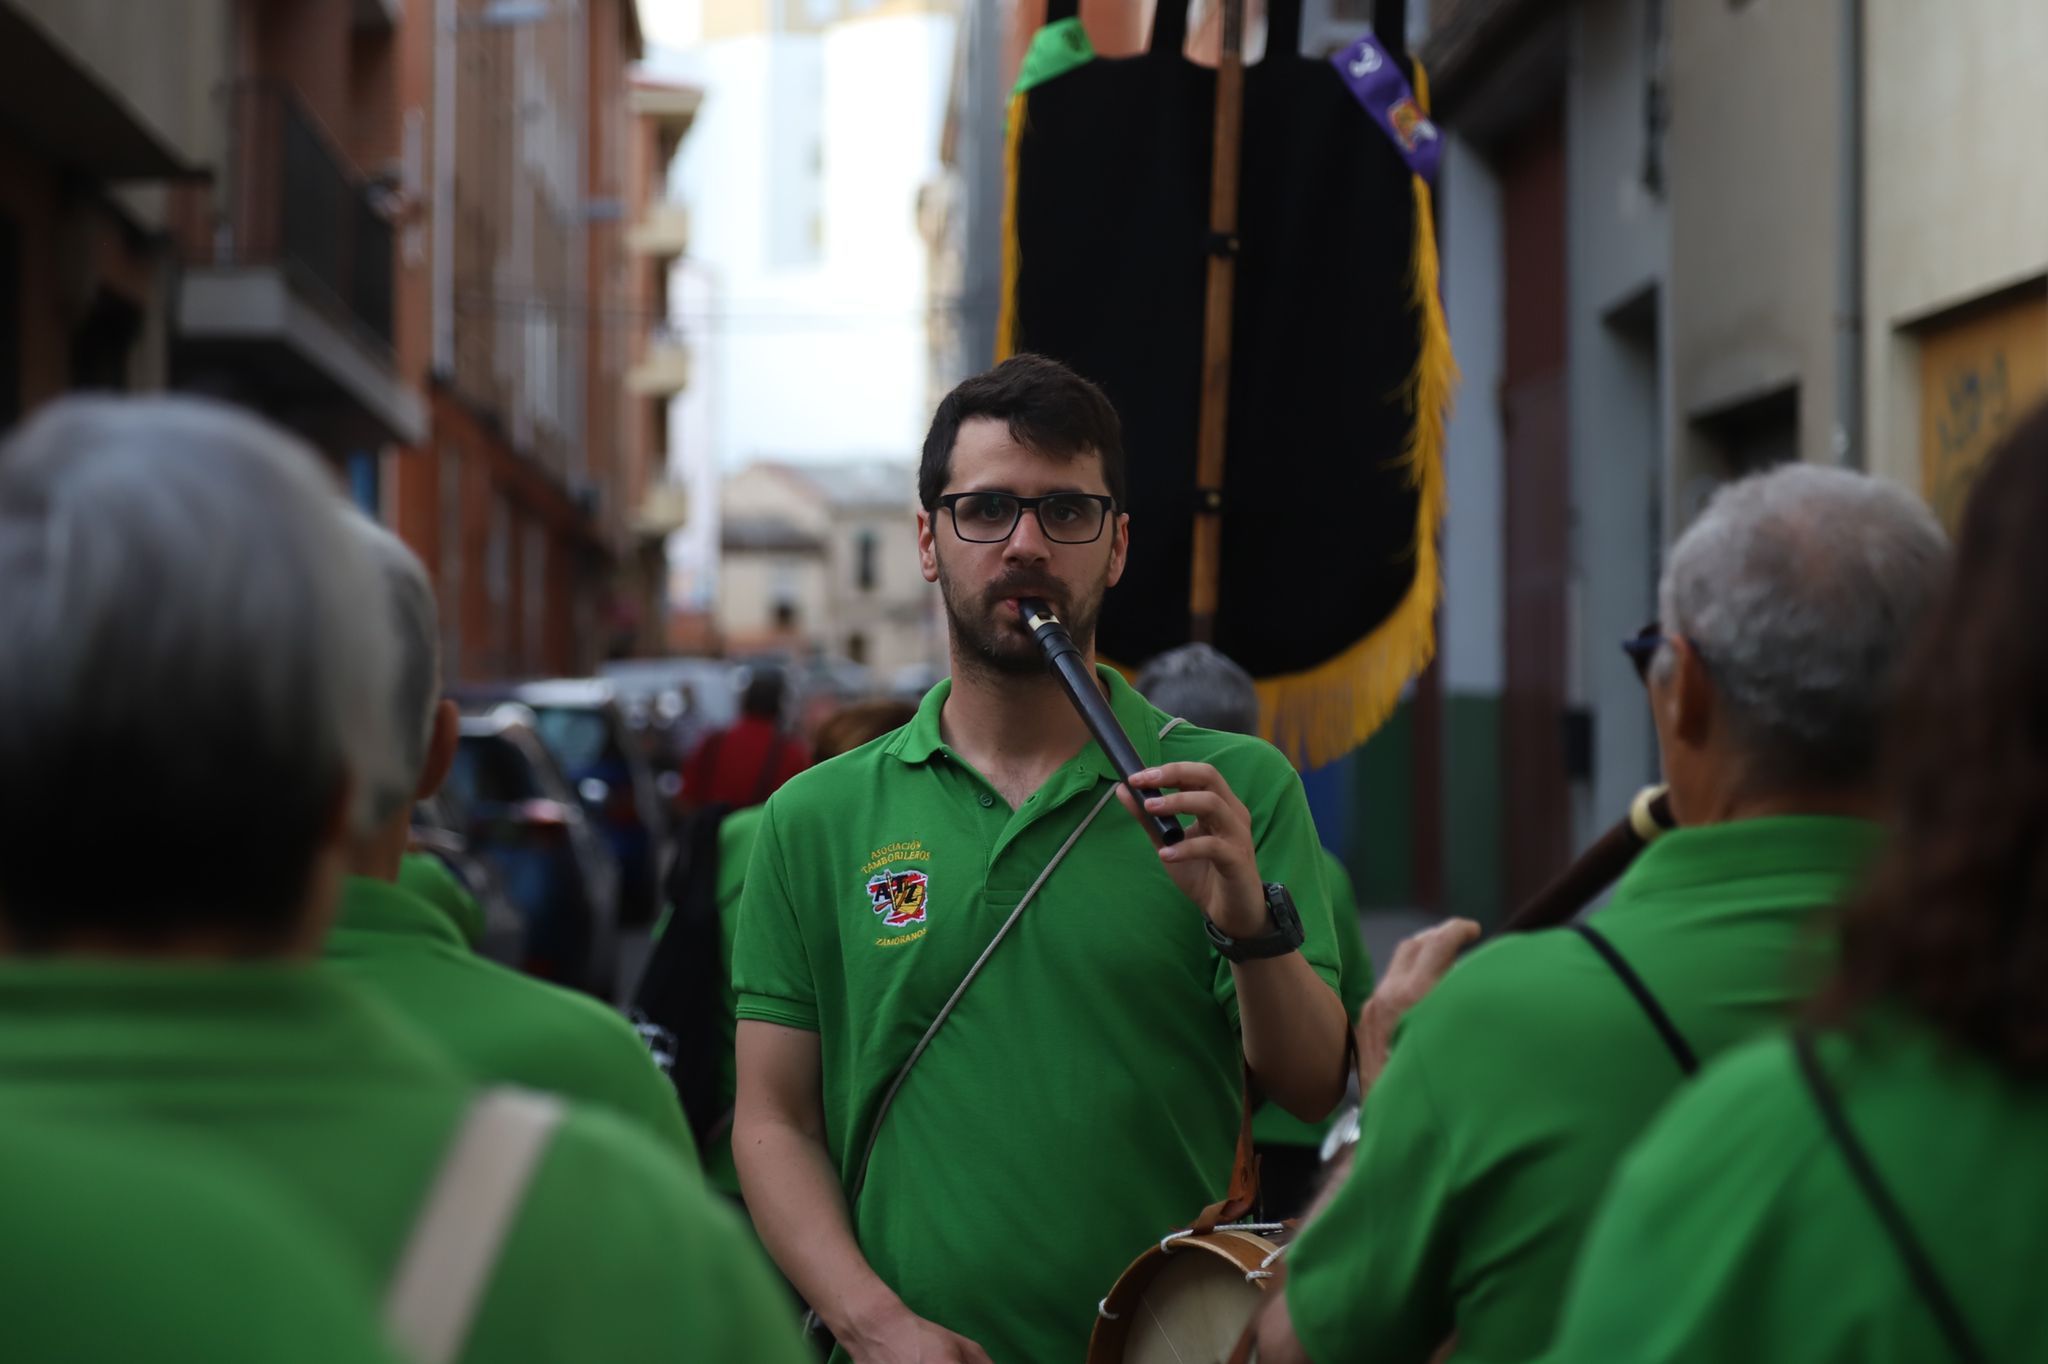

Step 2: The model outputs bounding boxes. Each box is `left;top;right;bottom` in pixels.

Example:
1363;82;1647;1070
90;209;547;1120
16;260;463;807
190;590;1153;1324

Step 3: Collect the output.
1088;1228;1282;1364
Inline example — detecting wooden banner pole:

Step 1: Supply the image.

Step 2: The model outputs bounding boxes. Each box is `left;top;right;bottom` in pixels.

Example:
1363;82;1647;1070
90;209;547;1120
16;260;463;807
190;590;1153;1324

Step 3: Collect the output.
1187;0;1247;645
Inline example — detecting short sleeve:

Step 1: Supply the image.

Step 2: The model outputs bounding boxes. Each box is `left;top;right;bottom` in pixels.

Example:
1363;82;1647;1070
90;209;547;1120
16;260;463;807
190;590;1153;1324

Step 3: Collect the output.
1209;744;1345;1027
730;800;820;1032
1285;1033;1461;1364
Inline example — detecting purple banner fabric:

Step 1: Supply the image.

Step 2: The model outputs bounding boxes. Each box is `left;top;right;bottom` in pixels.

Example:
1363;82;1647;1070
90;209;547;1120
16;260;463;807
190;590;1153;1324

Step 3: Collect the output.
1331;35;1443;186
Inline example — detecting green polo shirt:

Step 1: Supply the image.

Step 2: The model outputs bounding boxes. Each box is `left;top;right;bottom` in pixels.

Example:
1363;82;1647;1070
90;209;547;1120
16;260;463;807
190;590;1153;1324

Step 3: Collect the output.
1254;847;1373;1149
733;668;1343;1364
705;801;769;1197
0;961;809;1364
1547;1018;2048;1364
1;1116;403;1363
398;849;488;946
326;872;698;1165
1284;815;1882;1364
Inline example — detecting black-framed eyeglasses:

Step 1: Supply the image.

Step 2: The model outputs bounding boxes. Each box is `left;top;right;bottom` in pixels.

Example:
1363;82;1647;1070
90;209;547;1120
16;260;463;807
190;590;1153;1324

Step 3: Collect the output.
1621;621;1665;684
935;491;1117;545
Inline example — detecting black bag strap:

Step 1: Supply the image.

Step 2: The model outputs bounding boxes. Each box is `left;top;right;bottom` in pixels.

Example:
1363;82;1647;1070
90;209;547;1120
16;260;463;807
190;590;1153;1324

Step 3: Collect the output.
1792;1030;1987;1364
1572;923;1699;1075
1046;0;1078;25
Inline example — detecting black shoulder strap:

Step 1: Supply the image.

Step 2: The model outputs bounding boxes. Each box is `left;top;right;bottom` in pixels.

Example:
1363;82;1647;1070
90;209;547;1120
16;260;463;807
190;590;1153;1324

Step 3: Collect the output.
1572;923;1699;1075
1792;1030;1988;1364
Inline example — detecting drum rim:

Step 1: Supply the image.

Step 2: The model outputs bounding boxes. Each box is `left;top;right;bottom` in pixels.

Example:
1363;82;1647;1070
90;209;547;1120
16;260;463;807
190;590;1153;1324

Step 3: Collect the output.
1084;1228;1283;1363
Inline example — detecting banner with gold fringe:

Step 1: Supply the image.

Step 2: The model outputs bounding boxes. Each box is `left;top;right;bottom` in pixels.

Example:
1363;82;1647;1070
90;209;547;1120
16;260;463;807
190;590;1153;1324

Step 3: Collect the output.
996;0;1455;770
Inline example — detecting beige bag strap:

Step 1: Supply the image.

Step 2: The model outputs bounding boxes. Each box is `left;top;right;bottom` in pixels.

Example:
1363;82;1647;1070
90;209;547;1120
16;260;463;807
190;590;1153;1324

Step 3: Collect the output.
385;1089;567;1364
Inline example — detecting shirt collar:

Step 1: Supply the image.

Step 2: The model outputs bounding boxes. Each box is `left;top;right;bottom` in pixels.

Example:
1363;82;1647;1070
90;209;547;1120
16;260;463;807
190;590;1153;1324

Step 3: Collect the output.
885;666;1172;778
0;959;463;1087
330;875;470;952
1607;814;1884;910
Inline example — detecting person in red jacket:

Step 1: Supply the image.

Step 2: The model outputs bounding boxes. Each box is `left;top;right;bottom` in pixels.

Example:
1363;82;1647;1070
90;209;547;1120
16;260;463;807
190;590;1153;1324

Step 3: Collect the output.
683;667;811;810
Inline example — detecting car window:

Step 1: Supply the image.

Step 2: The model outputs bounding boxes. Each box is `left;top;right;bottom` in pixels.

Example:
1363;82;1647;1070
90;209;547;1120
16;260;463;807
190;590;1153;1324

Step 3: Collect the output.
450;735;544;804
528;706;619;771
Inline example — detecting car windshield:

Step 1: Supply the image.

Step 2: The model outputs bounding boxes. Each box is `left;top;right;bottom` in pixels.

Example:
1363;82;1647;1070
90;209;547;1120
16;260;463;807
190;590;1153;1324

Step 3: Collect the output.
528;706;618;772
449;735;544;805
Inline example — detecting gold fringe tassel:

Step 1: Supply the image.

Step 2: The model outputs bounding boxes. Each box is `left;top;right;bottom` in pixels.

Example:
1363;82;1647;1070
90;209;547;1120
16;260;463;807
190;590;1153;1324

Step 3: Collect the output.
1255;62;1457;769
994;92;1027;362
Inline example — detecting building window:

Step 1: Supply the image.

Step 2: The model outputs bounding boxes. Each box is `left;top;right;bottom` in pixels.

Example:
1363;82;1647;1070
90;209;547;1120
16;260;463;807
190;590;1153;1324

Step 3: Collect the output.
847;632;868;664
524;521;547;673
856;528;878;592
346;452;380;513
440;447;463;676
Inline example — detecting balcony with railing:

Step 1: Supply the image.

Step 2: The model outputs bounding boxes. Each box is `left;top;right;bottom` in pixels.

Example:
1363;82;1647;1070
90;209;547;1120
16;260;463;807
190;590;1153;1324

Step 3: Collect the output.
627;202;691;261
174;80;423;448
627;321;691;397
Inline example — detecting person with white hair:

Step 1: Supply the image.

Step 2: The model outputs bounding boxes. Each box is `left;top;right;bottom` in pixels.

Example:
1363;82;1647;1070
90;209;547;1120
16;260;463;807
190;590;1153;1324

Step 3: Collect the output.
1253;463;1951;1364
323;514;699;1162
0;395;810;1364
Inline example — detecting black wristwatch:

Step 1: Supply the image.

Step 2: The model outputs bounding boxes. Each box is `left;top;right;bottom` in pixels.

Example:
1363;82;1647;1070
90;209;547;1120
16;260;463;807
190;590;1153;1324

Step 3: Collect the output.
1204;883;1306;962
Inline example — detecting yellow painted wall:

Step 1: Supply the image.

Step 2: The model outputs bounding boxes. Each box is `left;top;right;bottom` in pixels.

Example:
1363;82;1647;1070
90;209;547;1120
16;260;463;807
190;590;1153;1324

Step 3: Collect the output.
1916;289;2048;528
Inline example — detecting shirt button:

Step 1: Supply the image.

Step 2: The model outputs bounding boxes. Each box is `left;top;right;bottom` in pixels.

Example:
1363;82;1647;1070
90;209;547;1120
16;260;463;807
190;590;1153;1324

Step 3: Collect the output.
978;793;995;808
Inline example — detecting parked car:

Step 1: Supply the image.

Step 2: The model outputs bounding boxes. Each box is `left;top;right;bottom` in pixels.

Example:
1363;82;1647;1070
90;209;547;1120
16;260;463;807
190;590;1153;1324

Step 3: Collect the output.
466;679;668;931
409;795;527;968
445;706;621;997
598;656;743;800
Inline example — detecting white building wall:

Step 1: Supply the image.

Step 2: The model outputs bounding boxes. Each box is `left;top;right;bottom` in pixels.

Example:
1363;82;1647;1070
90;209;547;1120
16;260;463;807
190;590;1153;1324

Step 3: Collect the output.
1565;0;1668;844
1865;0;2048;497
652;3;958;612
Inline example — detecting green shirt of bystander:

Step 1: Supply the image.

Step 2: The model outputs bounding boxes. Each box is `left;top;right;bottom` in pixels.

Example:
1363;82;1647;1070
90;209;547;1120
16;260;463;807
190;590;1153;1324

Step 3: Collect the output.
326;868;698;1164
733;668;1342;1364
0;1117;406;1364
1545;1019;2048;1364
0;961;805;1364
1283;816;1882;1364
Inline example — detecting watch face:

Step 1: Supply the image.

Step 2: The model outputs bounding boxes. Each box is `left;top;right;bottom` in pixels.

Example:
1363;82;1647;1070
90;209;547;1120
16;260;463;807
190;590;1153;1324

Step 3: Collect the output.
1267;883;1305;944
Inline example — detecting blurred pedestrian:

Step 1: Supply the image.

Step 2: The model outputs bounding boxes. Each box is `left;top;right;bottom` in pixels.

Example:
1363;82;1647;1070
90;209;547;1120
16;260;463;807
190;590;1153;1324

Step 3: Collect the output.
681;665;810;810
0;395;810;1364
688;696;918;1203
1545;405;2048;1364
1135;642;1378;1220
325;513;699;1162
1256;462;1950;1364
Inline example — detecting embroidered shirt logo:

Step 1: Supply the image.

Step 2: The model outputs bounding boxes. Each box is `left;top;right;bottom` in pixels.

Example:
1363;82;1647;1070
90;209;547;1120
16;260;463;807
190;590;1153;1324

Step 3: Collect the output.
867;870;930;928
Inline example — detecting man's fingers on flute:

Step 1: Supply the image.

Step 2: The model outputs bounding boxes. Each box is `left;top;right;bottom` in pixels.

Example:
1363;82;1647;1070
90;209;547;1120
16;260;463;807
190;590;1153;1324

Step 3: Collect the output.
1143;788;1242;834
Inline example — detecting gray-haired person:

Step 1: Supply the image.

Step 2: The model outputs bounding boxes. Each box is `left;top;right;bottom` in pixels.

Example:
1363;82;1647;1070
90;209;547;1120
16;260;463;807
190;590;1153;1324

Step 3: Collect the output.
323;514;702;1163
1136;644;1376;1219
1257;464;1949;1364
0;395;810;1364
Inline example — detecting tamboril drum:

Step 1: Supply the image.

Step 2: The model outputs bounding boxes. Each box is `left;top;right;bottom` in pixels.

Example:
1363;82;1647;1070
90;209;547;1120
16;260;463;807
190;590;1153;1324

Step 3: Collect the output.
1086;1221;1289;1364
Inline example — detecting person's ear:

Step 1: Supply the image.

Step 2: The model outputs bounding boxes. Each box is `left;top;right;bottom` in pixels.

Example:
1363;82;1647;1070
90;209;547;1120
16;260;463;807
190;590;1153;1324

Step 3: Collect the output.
917;508;940;585
1667;637;1715;748
416;699;461;800
1106;510;1131;589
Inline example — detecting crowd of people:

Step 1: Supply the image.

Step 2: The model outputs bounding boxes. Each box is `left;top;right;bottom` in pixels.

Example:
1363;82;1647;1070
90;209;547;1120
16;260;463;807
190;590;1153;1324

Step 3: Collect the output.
0;356;2042;1363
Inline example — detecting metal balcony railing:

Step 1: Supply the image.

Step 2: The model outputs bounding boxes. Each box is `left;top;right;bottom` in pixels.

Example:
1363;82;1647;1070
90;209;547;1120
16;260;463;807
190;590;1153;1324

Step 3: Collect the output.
204;81;394;349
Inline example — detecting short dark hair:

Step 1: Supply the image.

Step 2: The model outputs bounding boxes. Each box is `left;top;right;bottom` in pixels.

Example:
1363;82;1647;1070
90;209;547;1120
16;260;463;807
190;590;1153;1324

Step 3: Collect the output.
1818;399;2048;1077
918;354;1126;511
742;667;788;719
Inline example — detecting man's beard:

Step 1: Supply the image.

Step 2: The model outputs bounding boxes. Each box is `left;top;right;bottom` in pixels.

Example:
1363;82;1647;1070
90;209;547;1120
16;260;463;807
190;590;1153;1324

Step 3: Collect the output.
936;558;1109;680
